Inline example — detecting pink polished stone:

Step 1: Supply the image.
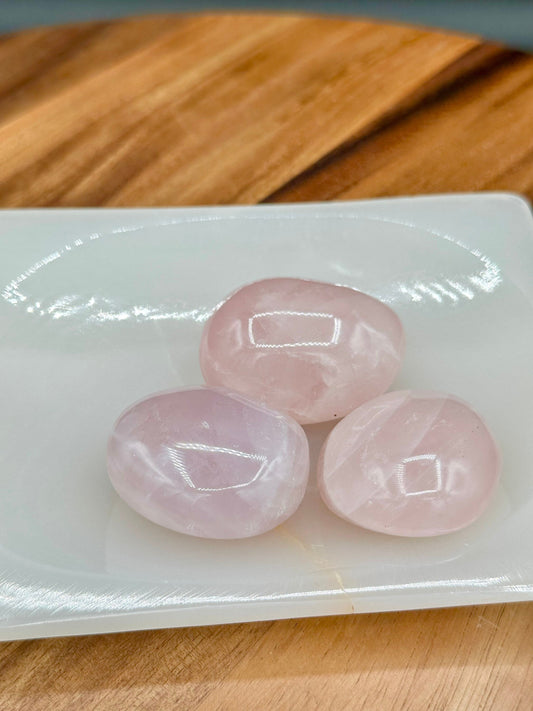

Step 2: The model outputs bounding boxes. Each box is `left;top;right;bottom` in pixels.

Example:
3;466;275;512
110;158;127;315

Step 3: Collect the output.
318;391;501;537
107;387;309;539
200;278;404;424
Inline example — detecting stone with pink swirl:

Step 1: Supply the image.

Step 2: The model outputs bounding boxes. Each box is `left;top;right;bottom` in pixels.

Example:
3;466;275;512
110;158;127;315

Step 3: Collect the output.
107;387;309;539
318;391;501;537
200;277;404;424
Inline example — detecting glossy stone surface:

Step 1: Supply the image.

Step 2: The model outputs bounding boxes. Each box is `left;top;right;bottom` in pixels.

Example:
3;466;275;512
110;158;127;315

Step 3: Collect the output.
318;391;501;537
200;278;404;424
107;387;309;539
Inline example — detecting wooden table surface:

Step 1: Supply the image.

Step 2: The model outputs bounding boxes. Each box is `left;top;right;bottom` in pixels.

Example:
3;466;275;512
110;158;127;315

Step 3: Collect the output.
0;12;532;710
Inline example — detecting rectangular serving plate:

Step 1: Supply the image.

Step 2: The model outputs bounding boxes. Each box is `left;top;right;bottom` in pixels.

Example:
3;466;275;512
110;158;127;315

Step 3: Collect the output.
1;194;533;640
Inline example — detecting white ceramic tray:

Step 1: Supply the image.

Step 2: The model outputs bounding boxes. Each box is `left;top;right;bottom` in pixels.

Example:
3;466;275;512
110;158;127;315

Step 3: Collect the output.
1;194;533;641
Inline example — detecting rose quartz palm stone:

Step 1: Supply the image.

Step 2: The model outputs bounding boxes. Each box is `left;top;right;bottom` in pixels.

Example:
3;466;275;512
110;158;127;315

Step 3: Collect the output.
200;278;404;424
318;391;501;537
107;387;309;539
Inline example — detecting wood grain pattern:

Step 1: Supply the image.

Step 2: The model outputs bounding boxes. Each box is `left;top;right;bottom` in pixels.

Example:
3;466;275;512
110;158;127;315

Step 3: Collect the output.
0;13;532;711
0;605;532;710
